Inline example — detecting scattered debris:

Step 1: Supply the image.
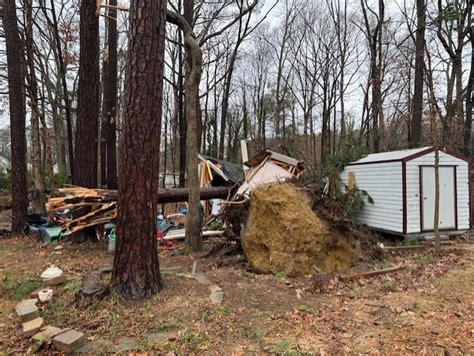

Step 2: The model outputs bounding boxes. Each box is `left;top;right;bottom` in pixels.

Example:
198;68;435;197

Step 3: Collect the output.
340;264;406;282
22;317;43;337
41;265;66;286
37;288;53;302
237;149;303;197
32;326;62;342
52;329;85;352
209;285;224;305
15;299;39;323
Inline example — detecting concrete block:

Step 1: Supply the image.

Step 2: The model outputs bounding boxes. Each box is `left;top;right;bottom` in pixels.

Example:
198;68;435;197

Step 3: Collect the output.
43;274;66;286
53;329;85;352
22;317;43;337
32;326;62;342
15;299;39;323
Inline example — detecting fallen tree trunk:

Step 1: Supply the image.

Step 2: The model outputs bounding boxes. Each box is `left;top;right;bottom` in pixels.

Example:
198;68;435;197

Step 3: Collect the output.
100;186;230;203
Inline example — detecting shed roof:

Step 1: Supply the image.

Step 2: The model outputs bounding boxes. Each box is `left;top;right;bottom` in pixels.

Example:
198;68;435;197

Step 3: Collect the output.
348;147;432;165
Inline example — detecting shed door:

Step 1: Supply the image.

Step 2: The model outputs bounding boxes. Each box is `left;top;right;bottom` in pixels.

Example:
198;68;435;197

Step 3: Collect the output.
421;166;456;231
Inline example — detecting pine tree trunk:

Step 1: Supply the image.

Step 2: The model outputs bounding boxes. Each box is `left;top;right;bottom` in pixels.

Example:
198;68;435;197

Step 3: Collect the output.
74;0;100;188
111;0;166;299
3;0;28;233
104;0;118;189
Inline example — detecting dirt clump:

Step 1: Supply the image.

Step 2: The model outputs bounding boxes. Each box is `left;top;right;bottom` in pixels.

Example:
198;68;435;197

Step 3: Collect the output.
240;183;357;276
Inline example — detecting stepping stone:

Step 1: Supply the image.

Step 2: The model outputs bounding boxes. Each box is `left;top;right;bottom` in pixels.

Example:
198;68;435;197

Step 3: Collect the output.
22;317;43;337
209;285;224;305
15;299;39;323
53;329;85;352
32;326;62;342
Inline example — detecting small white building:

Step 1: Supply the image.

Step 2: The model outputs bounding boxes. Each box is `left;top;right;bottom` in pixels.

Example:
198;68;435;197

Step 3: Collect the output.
340;147;471;236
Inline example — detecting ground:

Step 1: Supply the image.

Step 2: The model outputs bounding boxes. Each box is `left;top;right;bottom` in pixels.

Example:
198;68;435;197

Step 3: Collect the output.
0;236;473;354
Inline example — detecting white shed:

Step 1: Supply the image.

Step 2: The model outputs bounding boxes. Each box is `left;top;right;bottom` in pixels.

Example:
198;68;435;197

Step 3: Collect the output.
340;147;471;236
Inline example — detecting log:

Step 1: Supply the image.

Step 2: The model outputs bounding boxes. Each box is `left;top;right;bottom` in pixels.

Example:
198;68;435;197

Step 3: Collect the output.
100;186;230;203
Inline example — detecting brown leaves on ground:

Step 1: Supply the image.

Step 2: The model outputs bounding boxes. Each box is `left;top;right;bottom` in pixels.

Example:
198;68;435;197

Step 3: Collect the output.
0;236;473;354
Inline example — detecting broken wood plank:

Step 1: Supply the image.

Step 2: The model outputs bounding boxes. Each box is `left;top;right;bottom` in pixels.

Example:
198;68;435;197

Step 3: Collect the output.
339;264;406;282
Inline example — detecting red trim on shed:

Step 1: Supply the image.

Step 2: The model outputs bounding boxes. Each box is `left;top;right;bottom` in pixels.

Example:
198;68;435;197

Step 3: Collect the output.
402;161;407;235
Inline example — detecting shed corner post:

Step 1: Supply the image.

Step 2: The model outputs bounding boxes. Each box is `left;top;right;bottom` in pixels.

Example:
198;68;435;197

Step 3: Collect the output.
402;160;407;235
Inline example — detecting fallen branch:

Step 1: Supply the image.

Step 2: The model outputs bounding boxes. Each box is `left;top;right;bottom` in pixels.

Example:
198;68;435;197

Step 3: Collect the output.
339;264;406;282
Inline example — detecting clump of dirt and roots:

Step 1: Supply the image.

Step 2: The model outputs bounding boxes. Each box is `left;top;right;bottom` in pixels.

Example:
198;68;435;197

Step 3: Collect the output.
223;182;382;276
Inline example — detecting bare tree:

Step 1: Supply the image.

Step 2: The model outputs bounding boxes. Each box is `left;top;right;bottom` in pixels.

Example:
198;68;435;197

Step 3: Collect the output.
409;0;426;148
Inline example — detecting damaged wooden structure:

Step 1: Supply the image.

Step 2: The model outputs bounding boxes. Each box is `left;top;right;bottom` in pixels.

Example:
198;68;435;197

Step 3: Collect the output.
236;149;304;197
46;186;230;236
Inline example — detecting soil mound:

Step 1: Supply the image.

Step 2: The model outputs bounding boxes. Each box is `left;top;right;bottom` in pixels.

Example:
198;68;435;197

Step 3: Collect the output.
241;183;357;276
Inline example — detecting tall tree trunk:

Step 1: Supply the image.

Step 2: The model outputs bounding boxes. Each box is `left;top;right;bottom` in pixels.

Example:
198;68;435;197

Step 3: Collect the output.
39;0;74;178
464;22;473;156
25;0;46;213
111;0;166;299
410;0;426;148
3;0;28;233
104;0;118;189
167;9;204;252
178;18;186;187
74;0;100;188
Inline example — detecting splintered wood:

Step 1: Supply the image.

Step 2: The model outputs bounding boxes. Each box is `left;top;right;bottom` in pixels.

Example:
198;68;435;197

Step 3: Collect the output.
46;186;231;237
46;187;117;236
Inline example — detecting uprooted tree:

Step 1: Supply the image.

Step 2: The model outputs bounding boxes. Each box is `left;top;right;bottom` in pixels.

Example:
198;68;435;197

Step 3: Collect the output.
111;0;167;299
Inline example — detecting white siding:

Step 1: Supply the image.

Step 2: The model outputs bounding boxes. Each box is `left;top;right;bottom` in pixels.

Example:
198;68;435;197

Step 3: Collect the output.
406;151;470;233
341;161;403;233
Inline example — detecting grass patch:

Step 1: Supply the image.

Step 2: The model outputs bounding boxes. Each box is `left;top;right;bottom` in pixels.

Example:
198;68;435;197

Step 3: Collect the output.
412;255;435;265
273;340;291;353
384;281;397;292
63;278;81;292
178;331;209;351
275;271;286;278
297;305;313;314
217;305;230;315
150;322;178;332
0;275;41;301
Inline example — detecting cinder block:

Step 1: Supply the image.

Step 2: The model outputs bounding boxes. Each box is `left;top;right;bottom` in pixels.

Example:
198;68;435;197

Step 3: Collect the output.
22;317;43;337
53;329;85;352
15;299;39;323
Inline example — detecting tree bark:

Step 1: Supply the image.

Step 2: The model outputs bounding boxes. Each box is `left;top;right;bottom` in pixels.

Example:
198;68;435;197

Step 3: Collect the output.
167;9;204;252
111;0;167;299
3;0;28;233
103;0;118;189
74;0;100;188
464;18;473;156
101;186;230;204
25;0;46;213
410;0;426;148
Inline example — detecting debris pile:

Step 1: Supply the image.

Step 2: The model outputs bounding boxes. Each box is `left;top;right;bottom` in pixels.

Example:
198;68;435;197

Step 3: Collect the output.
240;183;357;276
46;186;229;237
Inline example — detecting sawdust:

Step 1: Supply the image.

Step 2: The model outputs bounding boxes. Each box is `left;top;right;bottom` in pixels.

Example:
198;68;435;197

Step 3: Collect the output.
241;183;357;276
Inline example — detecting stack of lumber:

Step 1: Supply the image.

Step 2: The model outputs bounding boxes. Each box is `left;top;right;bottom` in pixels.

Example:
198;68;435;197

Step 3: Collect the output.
46;187;117;236
47;186;230;236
